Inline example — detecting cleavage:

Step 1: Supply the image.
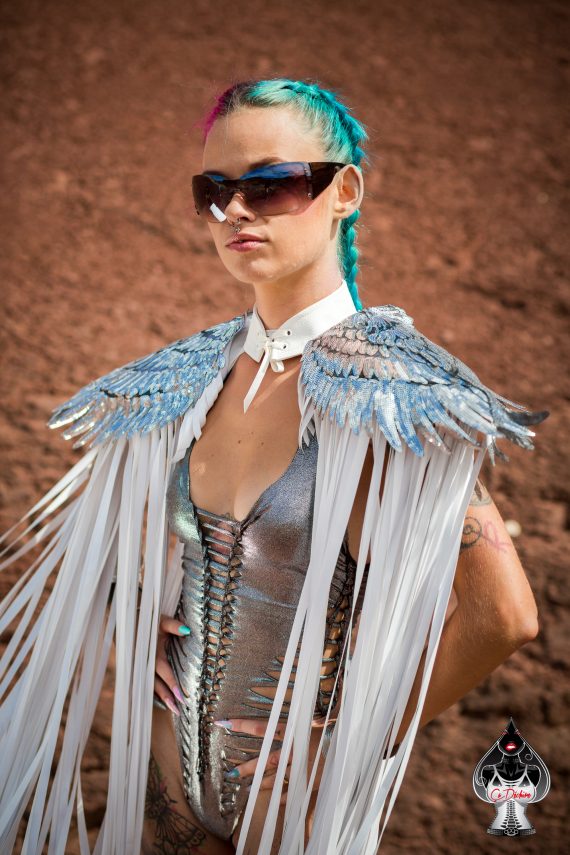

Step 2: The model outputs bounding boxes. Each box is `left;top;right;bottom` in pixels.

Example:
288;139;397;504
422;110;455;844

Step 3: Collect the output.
187;434;306;525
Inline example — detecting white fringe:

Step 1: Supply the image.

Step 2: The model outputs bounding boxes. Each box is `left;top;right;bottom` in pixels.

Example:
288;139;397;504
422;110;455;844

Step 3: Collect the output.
0;324;487;853
0;347;236;853
234;405;487;854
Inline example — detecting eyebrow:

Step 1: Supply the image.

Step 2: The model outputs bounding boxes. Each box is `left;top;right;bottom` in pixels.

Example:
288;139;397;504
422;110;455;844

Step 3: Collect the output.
203;157;288;177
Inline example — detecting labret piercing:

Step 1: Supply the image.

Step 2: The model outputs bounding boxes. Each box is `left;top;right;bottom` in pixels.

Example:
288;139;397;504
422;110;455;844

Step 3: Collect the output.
209;202;241;234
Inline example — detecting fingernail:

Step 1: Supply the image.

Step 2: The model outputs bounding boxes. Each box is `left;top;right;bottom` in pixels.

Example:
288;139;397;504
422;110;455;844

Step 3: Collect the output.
214;719;232;729
172;685;184;703
178;625;191;636
227;767;240;778
166;698;180;716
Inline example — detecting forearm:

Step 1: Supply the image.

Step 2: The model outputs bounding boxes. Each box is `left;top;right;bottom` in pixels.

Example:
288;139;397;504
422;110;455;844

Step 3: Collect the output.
394;606;535;746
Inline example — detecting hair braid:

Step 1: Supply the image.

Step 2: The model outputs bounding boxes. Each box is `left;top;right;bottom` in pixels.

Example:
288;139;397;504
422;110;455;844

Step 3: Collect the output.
201;78;370;310
312;86;368;310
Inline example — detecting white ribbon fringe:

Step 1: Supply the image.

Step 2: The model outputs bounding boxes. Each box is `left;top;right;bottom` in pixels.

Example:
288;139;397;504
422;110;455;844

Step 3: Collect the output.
0;353;235;853
0;327;487;854
233;405;487;854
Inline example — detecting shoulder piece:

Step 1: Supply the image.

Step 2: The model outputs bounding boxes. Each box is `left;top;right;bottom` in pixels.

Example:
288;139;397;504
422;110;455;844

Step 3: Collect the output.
47;313;246;449
300;305;549;462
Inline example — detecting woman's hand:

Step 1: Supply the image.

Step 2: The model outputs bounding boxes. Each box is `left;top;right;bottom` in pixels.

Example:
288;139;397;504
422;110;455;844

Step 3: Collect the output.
154;613;191;716
213;715;332;805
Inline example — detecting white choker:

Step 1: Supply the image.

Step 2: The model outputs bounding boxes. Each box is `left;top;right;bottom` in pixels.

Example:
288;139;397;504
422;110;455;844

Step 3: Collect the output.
241;279;357;413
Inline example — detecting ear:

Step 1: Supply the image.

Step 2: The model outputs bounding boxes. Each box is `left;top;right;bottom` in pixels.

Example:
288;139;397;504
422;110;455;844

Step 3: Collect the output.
332;165;364;221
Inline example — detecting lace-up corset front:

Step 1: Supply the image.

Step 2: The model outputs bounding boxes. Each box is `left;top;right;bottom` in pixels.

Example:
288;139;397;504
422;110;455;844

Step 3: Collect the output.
164;427;368;840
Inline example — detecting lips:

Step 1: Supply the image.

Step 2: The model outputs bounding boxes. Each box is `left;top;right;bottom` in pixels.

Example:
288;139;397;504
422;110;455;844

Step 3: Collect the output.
225;233;266;246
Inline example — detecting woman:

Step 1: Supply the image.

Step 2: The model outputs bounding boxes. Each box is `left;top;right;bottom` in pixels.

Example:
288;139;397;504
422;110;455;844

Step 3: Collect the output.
0;78;547;855
143;79;544;854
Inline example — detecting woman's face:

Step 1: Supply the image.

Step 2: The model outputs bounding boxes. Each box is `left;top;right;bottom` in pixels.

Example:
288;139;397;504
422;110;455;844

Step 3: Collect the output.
200;106;362;286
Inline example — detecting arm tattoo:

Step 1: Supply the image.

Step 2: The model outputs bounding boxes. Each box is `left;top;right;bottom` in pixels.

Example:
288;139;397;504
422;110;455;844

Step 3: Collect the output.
460;517;511;553
460;478;510;552
468;478;492;507
144;751;207;852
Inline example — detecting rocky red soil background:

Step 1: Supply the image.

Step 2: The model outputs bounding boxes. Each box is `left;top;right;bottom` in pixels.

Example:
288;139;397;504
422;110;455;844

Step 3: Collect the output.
1;0;568;852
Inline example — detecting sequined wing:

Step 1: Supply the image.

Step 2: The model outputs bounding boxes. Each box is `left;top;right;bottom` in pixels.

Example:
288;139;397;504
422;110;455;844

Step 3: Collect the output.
47;313;246;449
300;305;549;461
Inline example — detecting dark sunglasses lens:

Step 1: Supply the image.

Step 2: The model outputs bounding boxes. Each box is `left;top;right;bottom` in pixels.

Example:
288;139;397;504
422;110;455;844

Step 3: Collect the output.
192;175;229;220
246;173;309;216
192;166;311;220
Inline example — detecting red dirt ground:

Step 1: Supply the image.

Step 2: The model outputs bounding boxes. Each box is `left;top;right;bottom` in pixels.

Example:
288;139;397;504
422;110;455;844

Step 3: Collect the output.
1;1;568;852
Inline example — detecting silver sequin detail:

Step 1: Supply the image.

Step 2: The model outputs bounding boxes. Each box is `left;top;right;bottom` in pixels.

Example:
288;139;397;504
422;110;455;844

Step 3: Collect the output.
164;429;368;840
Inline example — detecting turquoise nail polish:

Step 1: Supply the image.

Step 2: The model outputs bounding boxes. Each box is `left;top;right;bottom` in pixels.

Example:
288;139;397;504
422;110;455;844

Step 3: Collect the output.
228;768;240;778
178;625;191;636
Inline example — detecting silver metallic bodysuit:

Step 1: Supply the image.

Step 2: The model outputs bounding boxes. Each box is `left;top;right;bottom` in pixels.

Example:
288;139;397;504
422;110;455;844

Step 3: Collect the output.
165;427;369;840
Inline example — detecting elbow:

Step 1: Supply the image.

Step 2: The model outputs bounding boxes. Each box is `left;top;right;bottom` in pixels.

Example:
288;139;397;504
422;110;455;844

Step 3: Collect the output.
500;606;540;648
517;613;540;644
492;575;541;648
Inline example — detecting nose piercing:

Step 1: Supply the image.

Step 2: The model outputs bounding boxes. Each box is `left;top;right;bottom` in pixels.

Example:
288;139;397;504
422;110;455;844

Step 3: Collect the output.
206;201;241;234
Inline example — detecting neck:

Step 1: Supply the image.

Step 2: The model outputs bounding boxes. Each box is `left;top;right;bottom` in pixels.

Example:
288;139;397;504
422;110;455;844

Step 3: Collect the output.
240;273;358;414
249;259;351;330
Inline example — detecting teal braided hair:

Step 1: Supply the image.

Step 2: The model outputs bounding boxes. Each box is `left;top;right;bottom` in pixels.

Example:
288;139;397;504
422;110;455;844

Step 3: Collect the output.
200;78;370;310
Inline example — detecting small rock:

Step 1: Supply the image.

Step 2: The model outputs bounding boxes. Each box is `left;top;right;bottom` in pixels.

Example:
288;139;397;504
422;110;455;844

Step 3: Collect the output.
505;518;522;537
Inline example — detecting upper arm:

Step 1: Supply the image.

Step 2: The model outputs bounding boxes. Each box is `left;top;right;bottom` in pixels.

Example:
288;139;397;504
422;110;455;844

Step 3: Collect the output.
453;478;539;641
346;445;539;645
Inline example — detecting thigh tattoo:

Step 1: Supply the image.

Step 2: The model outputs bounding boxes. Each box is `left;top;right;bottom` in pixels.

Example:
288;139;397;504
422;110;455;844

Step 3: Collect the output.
145;751;207;853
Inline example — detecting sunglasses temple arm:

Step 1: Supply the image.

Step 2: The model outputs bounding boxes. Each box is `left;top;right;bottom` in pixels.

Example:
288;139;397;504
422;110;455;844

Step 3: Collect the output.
209;202;227;222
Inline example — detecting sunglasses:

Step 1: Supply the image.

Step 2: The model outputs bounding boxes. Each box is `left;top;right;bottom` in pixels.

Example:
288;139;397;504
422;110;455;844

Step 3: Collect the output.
192;161;347;222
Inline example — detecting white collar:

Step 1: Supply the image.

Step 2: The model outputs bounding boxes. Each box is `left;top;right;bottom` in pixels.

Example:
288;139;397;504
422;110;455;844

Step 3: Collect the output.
241;278;357;413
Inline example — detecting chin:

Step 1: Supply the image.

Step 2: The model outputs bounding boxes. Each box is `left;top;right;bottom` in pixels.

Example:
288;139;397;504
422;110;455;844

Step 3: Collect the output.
227;262;283;286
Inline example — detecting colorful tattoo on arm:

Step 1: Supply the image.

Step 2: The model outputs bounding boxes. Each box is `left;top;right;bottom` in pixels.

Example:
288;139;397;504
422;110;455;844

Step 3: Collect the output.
460;479;511;553
144;751;207;852
460;516;511;553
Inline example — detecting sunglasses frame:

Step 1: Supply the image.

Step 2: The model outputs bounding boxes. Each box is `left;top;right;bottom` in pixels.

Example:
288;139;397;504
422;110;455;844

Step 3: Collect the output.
191;161;348;221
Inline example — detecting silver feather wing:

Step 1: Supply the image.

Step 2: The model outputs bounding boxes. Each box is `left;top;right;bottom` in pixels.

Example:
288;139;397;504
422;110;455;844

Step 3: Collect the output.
47;313;246;449
300;305;549;463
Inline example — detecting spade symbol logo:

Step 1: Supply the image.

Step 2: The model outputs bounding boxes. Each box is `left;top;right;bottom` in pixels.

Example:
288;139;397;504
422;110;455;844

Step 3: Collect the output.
473;716;550;836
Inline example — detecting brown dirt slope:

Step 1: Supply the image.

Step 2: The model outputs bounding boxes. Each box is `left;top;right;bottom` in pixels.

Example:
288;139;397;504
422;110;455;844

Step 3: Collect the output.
1;0;568;852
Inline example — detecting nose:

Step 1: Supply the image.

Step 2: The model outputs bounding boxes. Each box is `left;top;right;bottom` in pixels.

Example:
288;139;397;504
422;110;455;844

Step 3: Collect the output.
224;191;256;222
